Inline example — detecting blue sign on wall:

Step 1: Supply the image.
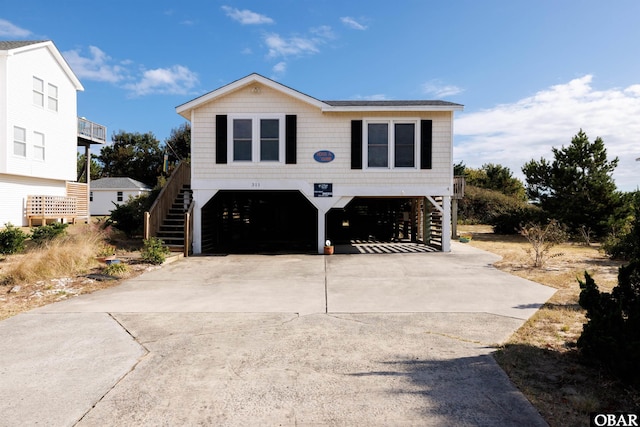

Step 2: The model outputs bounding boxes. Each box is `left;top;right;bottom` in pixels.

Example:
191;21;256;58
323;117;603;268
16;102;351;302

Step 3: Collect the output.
313;150;335;163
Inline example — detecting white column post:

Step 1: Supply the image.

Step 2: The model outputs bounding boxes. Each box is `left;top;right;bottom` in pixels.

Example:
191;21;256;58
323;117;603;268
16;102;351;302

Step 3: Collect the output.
193;195;202;254
442;195;452;252
317;209;326;254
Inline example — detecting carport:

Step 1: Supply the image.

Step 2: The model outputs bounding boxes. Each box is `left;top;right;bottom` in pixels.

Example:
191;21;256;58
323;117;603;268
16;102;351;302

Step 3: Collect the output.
200;190;318;253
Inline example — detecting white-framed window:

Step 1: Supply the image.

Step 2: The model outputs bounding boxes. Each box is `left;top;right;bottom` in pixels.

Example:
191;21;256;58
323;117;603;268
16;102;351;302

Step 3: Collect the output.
363;119;418;169
117;191;123;202
13;126;27;157
33;77;44;107
33;131;45;160
47;84;58;111
228;115;285;163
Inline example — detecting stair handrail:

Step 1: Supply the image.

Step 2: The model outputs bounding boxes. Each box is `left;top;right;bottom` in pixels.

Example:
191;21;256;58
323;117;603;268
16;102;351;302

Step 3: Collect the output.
144;160;191;239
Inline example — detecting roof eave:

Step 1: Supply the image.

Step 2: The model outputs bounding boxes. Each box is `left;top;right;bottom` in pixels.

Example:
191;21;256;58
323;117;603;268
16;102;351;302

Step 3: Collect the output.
321;105;464;113
176;73;328;118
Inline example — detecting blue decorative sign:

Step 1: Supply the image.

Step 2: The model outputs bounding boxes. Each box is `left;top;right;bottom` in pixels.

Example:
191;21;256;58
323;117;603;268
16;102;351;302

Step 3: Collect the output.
313;150;335;163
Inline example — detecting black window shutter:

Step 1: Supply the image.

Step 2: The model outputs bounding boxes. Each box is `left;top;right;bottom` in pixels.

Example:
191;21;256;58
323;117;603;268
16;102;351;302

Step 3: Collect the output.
351;120;363;169
285;115;297;164
215;115;227;164
420;120;433;170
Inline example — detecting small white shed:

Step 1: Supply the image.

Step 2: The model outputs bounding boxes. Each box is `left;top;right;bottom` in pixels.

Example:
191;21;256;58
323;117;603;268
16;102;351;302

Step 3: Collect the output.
90;177;152;216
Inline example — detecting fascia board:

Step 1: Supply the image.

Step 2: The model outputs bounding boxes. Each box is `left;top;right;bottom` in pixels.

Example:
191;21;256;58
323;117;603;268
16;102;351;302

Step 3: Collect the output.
176;73;327;118
321;105;464;113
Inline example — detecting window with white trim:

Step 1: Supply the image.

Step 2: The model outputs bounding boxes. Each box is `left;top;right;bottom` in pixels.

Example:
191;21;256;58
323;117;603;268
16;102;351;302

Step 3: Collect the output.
33;131;45;160
13;127;26;157
47;84;58;112
364;119;418;169
33;77;44;107
229;115;284;163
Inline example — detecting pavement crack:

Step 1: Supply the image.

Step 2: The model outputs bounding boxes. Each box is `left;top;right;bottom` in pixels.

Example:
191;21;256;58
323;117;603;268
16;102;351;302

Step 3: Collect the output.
325;314;375;325
74;313;150;426
424;330;498;347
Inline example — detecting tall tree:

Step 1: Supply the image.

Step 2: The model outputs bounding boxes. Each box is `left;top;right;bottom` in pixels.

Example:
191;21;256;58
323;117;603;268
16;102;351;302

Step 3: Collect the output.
164;122;191;164
98;130;163;187
522;129;619;237
76;152;102;183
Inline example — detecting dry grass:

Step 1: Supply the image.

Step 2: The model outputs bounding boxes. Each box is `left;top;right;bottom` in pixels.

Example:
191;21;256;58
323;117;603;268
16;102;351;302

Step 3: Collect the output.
0;223;153;320
459;225;640;426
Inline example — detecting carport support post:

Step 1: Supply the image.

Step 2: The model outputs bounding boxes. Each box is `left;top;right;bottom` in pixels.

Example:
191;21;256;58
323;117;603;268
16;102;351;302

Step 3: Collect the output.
317;208;327;254
442;195;452;252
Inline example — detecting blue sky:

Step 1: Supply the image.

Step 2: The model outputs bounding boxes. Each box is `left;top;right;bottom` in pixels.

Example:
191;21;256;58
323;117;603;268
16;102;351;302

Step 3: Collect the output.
2;0;639;191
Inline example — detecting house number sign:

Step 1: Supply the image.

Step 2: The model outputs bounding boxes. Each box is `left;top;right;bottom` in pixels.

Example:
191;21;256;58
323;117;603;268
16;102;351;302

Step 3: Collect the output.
314;183;333;197
313;150;335;163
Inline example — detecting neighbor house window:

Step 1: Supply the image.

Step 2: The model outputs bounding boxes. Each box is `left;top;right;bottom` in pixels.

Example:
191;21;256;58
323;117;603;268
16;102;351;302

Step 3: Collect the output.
47;84;58;112
13;126;26;157
33;131;45;160
364;120;418;169
117;191;123;202
90;191;93;202
33;77;44;107
229;115;284;163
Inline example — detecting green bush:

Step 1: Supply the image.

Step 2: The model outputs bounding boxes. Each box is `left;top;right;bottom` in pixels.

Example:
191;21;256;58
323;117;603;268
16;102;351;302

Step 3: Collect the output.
30;223;68;246
103;262;128;276
602;192;639;260
458;185;545;234
578;261;640;385
106;190;158;237
140;237;170;265
0;223;29;255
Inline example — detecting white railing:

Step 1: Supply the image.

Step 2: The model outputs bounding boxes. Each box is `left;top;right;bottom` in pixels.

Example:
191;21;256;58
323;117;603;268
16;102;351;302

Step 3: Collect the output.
77;117;106;143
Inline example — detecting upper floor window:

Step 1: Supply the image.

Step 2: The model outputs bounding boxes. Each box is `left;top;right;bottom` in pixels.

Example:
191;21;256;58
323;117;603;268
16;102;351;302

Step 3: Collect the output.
364;120;418;169
13;126;26;157
33;77;44;107
229;115;284;163
33;131;45;161
47;84;58;112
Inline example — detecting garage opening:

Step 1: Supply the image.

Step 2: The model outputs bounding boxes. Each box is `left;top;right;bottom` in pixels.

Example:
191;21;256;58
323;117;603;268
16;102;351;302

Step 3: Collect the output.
327;197;441;251
201;190;317;254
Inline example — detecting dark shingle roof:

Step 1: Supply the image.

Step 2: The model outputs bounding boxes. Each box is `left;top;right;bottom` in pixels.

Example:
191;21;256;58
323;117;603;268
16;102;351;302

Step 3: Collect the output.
323;100;463;107
0;40;48;50
91;177;152;190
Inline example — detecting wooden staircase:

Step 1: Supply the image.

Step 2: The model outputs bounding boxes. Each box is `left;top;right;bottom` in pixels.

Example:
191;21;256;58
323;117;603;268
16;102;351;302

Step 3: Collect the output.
144;160;193;256
155;185;192;252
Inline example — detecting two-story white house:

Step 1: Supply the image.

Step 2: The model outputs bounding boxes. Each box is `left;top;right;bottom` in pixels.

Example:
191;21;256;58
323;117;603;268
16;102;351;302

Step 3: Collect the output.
176;73;463;254
0;40;105;227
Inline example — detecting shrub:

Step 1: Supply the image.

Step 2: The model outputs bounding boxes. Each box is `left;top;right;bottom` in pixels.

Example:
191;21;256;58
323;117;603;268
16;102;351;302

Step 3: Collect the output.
140;237;170;265
30;223;68;246
520;220;568;268
103;262;128;276
490;204;546;235
578;261;640;385
603;192;639;260
0;223;29;255
106;190;158;238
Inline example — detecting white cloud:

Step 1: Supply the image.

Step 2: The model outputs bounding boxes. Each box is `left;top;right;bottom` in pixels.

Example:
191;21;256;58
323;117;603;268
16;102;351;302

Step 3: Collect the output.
271;61;287;79
310;25;335;39
222;6;274;25
455;75;640;191
0;19;31;37
62;46;126;83
340;17;367;30
422;80;464;98
264;33;321;58
124;65;199;96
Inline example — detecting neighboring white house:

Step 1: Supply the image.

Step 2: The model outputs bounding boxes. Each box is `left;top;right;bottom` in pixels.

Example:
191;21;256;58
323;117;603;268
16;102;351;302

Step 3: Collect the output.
0;40;105;226
90;177;152;216
176;73;463;254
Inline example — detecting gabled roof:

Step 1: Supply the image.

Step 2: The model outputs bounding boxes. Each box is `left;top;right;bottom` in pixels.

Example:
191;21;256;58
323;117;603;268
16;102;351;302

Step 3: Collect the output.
91;177;152;190
0;40;83;91
176;73;463;119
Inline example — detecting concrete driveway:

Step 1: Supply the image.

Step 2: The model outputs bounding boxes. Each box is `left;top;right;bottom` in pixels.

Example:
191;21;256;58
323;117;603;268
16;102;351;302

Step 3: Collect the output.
0;243;555;426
